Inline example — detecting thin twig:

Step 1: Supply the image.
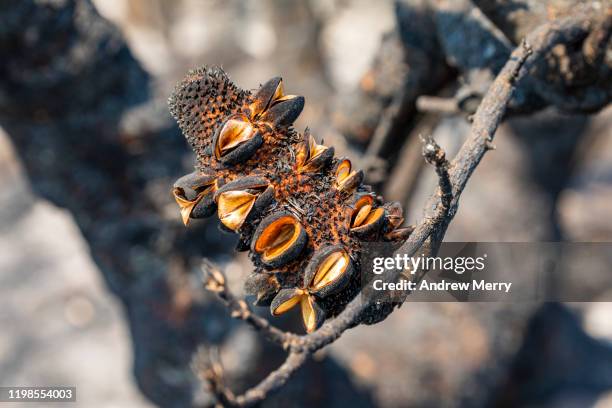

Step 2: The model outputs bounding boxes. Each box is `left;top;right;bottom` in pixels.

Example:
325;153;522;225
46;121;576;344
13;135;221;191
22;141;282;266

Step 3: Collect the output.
195;346;308;408
234;352;308;406
201;260;295;349
194;347;236;407
416;89;483;116
421;134;452;213
416;95;459;114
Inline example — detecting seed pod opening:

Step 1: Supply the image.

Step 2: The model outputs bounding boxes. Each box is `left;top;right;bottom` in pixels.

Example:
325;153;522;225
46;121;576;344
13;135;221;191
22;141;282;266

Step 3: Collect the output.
252;212;308;267
262;95;305;128
173;170;216;201
213;116;263;164
172;173;218;225
215;177;274;231
250;77;283;118
335;159;352;183
270;288;324;333
350;195;385;237
248;77;304;127
270;288;304;316
300;294;325;333
217;190;257;230
304;246;354;298
297;130;334;173
334;159;363;192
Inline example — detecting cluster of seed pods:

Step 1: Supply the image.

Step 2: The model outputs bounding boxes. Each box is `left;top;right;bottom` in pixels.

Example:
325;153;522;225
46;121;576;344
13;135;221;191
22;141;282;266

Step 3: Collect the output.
169;67;410;332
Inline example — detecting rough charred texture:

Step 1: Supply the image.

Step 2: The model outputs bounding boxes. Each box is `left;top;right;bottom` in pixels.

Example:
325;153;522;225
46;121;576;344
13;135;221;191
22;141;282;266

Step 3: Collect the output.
0;1;240;406
340;0;610;170
472;0;604;44
437;0;611;114
169;68;409;332
333;0;452;146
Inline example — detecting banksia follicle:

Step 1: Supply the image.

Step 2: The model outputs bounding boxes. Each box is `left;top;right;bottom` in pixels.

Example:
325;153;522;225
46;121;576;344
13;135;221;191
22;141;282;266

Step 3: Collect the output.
169;67;410;333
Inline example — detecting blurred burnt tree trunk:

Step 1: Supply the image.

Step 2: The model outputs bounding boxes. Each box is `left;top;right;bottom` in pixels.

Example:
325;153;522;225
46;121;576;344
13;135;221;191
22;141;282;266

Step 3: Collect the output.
0;1;235;406
332;0;453;160
0;2;378;407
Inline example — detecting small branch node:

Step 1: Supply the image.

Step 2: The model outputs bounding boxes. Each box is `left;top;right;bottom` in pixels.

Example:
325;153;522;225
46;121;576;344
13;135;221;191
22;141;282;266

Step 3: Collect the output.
420;135;452;212
416;95;459;114
202;259;226;293
420;134;448;167
193;346;237;407
200;259;293;349
521;38;534;56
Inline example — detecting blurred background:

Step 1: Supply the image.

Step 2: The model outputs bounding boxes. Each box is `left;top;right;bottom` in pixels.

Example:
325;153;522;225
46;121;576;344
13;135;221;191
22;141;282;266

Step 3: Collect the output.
0;0;611;407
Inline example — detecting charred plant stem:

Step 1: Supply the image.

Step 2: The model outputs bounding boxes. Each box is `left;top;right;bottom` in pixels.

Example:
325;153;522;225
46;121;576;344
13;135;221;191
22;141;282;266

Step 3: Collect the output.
198;346;308;407
416;95;459;114
195;347;236;407
421;135;452;213
235;352;308;407
201;260;293;348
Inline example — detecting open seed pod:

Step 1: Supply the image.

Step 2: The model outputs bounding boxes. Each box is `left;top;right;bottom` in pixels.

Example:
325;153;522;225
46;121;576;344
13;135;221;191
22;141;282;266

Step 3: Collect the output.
262;94;305;128
334;159;364;193
173;170;216;200
249;77;283;118
296;129;334;173
270;288;305;316
304;245;354;298
248;76;304;128
214;176;275;231
299;293;325;333
350;194;386;238
270;288;325;333
213;115;263;165
173;170;218;225
252;211;308;267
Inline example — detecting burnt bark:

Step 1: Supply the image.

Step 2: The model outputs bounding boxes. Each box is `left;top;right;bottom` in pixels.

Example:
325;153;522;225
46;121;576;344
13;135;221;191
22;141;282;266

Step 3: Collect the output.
0;1;232;406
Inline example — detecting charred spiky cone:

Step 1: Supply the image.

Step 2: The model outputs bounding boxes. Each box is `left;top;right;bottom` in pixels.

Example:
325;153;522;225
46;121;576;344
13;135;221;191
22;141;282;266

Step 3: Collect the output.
169;67;409;332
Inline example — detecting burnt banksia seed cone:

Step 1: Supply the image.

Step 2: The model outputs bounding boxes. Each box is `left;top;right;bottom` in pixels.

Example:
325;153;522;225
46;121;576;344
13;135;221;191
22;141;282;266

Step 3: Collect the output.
169;67;409;333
